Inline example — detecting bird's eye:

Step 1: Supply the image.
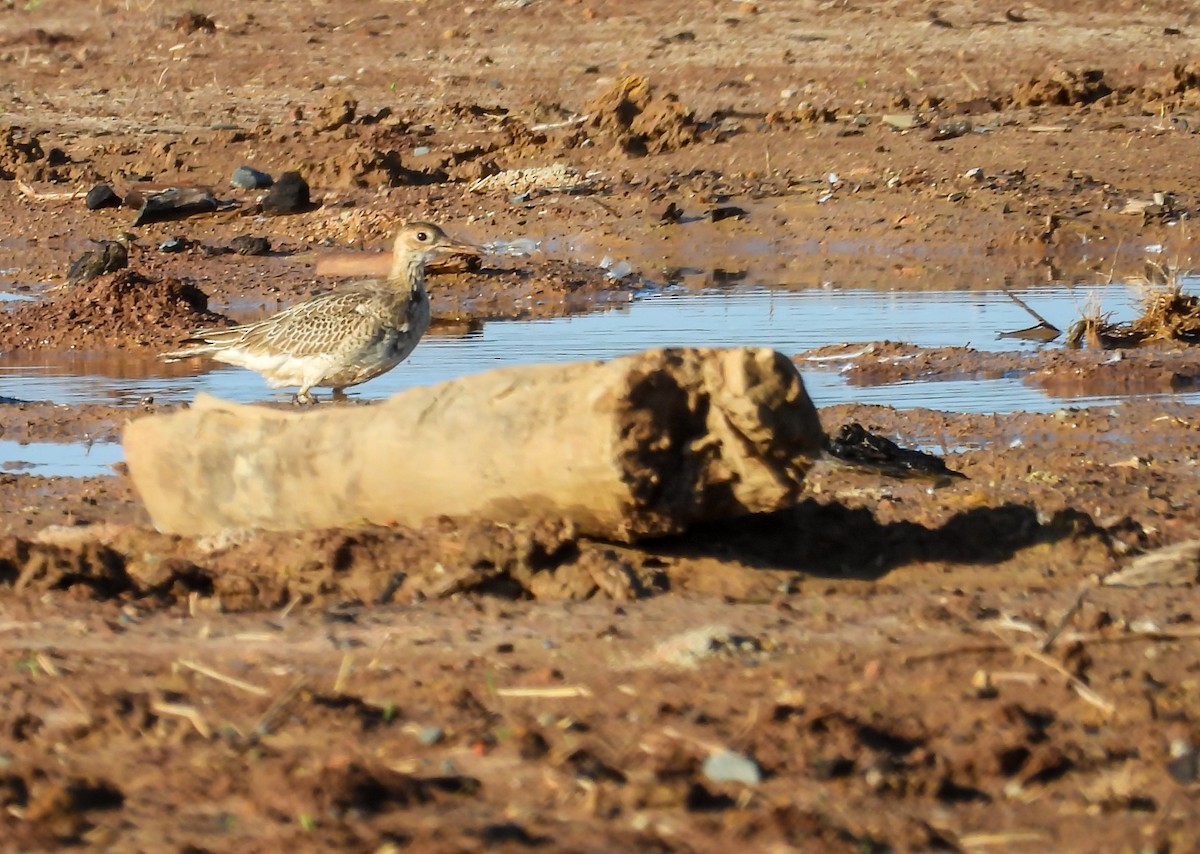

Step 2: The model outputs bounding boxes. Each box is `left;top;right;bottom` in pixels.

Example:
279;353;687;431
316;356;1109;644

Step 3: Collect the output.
416;231;429;242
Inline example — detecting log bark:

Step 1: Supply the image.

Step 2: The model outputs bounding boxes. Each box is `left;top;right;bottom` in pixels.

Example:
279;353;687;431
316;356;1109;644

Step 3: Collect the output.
124;347;825;541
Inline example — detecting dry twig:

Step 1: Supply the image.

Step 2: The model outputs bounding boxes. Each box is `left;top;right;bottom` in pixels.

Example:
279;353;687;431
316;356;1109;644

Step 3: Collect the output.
1018;647;1116;716
1038;583;1092;653
151;701;212;738
255;677;309;736
15;179;83;202
177;658;269;697
495;685;594;699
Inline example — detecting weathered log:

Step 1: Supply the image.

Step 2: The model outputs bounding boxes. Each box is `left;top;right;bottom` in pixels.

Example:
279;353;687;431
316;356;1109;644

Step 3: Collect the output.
124;347;825;541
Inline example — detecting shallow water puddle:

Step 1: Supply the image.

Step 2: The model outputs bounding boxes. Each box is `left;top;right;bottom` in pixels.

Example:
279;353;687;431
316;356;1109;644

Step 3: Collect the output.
3;281;1199;476
0;282;1194;411
0;439;123;477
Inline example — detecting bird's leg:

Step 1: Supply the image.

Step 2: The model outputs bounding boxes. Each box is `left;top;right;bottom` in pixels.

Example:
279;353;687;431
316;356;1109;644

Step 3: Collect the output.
331;387;348;402
294;388;317;405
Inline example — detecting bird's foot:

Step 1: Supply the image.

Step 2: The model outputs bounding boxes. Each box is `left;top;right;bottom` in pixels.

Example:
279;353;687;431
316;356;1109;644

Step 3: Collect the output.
293;391;318;405
331;388;348;402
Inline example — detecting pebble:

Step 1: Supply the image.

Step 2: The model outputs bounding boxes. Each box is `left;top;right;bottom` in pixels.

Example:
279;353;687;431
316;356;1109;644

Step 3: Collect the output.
159;237;191;253
930;119;972;141
702;749;762;785
659;201;683;224
882;114;919;131
261;171;312;215
709;205;746;223
230;165;274;190
84;183;122;210
604;259;633;280
229;235;271;256
417;726;445;746
1167;739;1198;783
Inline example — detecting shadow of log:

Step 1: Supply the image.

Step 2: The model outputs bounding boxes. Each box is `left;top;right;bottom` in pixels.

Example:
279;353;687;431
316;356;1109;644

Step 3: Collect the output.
647;500;1104;581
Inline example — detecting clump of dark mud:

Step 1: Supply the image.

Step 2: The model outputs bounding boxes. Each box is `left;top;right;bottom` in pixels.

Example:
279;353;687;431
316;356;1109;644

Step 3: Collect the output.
1141;60;1200;108
311;89;360;133
0;519;656;610
586;75;703;156
1009;67;1117;108
311;141;444;188
0;495;1117;613
0;270;230;351
798;341;1200;397
0;124;71;182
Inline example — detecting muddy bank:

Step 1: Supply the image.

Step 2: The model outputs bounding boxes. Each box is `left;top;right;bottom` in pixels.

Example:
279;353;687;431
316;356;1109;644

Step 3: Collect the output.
0;519;1194;851
3;399;1198;601
3;0;1200;849
799;341;1200;398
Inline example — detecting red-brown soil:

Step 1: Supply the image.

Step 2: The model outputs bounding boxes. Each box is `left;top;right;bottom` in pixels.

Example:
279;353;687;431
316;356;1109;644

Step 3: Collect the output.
1;1;1199;850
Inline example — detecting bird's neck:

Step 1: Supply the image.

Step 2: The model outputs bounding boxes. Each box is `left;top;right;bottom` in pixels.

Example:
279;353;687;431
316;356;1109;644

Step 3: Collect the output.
388;252;426;294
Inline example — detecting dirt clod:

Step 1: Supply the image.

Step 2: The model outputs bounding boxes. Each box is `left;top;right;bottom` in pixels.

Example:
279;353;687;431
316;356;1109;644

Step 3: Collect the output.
0;271;229;350
587;75;703;156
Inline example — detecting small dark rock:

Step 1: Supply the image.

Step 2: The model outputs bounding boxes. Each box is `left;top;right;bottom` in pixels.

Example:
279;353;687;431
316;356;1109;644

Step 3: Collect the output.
685;782;735;812
228;235;271;256
709;268;747;285
929;119;973;141
416;726;444;746
709;205;747;223
824;421;967;484
158;237;192;253
660;201;684;224
175;11;216;33
130;187;220;227
84;184;122;210
261;171;313;215
479;823;546;846
1167;741;1199;784
67;240;128;283
230;165;274;190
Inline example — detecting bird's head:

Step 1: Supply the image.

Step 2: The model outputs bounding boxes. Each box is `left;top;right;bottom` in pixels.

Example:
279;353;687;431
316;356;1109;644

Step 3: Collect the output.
392;222;480;263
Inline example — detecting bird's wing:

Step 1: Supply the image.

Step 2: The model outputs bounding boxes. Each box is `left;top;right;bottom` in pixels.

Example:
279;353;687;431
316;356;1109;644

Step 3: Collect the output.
230;291;388;358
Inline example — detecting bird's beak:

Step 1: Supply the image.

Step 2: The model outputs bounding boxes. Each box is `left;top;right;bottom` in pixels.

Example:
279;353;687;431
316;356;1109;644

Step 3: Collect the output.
439;237;482;257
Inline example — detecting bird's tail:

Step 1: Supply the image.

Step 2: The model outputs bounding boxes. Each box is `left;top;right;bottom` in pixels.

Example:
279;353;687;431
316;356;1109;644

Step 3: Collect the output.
161;343;211;362
161;335;231;362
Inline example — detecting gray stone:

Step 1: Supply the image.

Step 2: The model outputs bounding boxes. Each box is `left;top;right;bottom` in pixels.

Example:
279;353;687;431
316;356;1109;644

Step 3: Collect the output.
702;750;762;785
417;726;445;746
230;165;274;190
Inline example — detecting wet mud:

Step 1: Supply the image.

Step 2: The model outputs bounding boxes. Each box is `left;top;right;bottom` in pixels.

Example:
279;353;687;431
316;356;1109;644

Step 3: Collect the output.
1;0;1200;849
801;341;1200;398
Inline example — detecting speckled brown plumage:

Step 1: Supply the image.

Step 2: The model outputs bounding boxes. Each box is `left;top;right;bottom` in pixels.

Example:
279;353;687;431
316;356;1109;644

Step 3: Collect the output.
163;222;478;403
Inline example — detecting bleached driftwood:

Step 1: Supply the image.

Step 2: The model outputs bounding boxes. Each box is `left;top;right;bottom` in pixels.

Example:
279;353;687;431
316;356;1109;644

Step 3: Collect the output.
124;347;824;541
